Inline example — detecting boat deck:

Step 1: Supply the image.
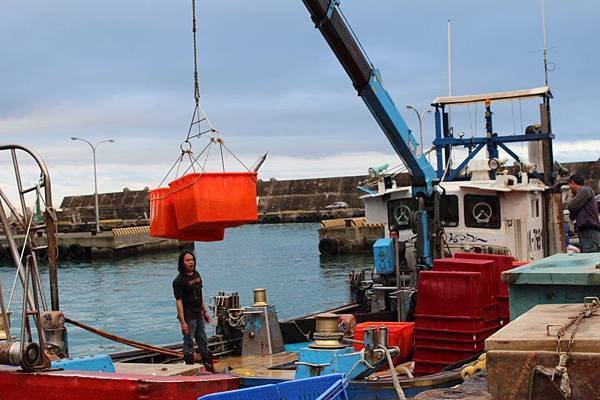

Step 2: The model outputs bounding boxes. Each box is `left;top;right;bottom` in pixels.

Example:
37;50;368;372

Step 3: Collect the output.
115;362;203;376
216;351;298;380
115;351;299;380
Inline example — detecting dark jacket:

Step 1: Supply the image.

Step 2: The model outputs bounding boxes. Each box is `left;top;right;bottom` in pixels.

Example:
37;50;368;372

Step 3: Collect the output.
568;186;600;231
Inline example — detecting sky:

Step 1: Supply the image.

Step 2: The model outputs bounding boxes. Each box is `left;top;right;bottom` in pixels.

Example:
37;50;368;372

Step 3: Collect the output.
1;1;599;204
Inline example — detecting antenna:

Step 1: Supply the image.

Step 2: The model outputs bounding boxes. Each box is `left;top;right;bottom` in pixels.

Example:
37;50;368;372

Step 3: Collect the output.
447;19;452;97
447;19;452;125
541;0;549;86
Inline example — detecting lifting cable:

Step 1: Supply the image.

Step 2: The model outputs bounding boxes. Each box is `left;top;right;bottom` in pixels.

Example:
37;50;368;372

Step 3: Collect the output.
64;317;207;362
156;0;254;188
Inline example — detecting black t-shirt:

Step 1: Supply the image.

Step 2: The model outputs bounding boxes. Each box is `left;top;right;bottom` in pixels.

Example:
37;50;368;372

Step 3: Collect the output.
173;271;204;321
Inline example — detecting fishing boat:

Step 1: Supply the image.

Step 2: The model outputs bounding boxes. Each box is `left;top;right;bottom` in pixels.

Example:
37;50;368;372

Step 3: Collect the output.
0;1;578;400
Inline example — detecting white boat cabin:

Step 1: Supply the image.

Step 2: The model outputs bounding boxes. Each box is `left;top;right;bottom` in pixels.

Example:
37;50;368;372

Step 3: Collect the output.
362;163;547;262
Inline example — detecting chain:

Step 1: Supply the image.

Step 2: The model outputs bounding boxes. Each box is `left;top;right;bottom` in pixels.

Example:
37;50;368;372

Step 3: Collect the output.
527;299;599;400
191;0;200;106
509;352;536;400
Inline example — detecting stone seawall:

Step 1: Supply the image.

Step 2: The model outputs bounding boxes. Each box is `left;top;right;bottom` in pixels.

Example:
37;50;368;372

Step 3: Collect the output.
56;161;599;226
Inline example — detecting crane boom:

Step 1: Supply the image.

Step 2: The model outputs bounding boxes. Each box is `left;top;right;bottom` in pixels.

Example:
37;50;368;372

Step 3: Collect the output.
302;0;437;195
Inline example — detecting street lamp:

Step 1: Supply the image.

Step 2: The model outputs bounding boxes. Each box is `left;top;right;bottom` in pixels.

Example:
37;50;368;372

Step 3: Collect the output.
70;137;115;233
405;105;432;156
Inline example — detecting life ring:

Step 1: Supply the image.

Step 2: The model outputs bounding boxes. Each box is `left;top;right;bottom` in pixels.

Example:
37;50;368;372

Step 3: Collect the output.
68;244;86;260
318;238;338;255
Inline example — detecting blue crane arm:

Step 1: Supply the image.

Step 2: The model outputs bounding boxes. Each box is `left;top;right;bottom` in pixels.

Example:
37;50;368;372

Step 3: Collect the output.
301;0;437;195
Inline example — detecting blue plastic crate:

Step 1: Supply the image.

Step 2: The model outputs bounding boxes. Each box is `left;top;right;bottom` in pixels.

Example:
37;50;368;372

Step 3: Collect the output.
278;374;347;400
199;384;279;400
198;374;347;400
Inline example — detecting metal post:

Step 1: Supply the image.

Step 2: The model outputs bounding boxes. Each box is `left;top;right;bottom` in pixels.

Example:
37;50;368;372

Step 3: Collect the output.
92;148;99;233
71;137;114;234
406;106;431;157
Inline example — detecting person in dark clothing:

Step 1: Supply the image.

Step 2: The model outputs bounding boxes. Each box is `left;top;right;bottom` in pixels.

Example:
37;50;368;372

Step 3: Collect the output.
173;251;215;372
567;175;600;253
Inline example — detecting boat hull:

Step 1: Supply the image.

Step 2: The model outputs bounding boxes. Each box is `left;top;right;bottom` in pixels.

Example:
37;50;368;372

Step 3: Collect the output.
239;368;463;400
0;365;239;400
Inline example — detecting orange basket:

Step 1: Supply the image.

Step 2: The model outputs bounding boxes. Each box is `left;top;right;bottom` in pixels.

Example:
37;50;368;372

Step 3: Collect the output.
169;172;258;231
149;187;225;242
149;188;178;238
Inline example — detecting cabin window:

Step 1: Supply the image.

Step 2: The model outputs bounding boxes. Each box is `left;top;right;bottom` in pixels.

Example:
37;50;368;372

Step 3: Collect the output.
440;195;459;227
387;198;417;230
464;194;501;229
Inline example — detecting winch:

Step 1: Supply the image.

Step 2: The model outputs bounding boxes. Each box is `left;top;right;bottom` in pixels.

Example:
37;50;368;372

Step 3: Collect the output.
0;341;42;371
295;313;399;379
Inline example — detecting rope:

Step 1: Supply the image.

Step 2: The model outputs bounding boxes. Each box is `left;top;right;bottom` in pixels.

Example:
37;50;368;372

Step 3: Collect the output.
382;346;406;400
64;317;205;362
154;0;255;182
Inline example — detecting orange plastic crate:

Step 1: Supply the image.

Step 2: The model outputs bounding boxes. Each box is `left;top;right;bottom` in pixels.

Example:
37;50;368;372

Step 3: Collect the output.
353;322;414;360
169;172;258;231
149;187;225;242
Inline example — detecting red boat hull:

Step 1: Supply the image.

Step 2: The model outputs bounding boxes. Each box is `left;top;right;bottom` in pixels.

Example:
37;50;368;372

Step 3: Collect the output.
0;366;239;400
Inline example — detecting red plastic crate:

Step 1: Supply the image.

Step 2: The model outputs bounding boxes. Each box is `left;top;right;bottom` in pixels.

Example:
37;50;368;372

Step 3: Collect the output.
512;261;529;267
454;253;514;297
415;302;499;331
498;295;509;321
353;322;414;360
414;326;499;343
416;272;485;316
433;258;497;306
415;337;486;352
414;346;478;365
413;360;445;376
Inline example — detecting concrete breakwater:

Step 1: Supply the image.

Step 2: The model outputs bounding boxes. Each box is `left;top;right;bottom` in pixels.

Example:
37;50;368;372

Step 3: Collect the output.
56;160;599;228
0;161;597;260
56;175;378;227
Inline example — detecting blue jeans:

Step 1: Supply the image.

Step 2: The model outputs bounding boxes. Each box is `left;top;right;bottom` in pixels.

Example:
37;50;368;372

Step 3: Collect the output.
183;319;209;357
579;228;600;253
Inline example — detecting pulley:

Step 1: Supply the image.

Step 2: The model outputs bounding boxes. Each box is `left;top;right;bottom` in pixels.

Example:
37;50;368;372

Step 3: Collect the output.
0;341;42;371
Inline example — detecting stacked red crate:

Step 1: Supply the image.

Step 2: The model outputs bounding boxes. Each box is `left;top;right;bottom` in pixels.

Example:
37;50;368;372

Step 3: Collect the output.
453;253;515;321
433;258;497;305
413;269;500;376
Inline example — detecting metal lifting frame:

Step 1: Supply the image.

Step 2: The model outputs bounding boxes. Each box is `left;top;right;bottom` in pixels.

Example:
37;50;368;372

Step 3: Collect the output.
0;144;59;329
432;91;555;183
0;145;60;369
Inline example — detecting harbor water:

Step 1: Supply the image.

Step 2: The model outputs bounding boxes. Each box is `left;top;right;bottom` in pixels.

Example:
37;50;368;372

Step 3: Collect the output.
0;223;372;356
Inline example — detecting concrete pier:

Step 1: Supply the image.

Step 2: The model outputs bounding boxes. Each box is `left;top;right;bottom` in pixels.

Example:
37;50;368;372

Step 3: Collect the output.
0;227;192;262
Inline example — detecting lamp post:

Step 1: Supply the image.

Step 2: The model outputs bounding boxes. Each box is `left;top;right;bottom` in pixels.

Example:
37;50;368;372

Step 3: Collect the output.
71;137;115;233
406;106;432;156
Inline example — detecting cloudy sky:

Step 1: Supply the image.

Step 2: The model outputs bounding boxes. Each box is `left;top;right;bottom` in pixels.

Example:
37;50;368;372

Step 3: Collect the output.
1;1;599;203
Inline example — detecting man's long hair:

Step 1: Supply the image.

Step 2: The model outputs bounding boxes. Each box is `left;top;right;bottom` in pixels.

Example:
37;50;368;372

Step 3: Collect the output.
178;251;196;274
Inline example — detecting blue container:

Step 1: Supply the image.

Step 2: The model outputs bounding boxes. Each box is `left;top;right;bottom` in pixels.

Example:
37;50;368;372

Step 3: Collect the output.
504;252;600;319
198;374;348;400
373;238;395;275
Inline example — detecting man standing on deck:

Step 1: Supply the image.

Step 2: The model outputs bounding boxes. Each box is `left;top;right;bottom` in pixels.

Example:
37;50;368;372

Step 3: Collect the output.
173;250;216;372
567;175;600;253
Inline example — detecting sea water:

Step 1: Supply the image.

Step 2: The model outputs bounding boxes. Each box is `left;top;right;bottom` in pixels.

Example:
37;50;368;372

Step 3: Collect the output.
0;223;373;356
